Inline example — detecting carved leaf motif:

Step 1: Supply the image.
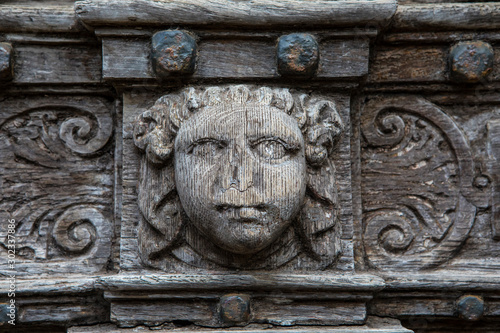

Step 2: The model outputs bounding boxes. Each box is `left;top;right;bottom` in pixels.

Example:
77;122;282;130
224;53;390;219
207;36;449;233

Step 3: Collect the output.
361;96;478;270
137;155;184;264
0;203;111;266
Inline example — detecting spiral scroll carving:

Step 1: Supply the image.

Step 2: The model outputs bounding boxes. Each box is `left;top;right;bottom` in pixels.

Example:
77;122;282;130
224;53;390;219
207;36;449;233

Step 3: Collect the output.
361;96;481;270
1;102;112;168
59;111;112;155
365;209;415;254
52;206;101;253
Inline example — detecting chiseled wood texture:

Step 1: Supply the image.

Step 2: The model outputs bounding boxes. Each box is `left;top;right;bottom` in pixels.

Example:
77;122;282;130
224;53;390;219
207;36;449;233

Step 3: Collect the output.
69;316;413;332
0;4;83;33
392;3;500;31
357;95;500;274
97;273;385;291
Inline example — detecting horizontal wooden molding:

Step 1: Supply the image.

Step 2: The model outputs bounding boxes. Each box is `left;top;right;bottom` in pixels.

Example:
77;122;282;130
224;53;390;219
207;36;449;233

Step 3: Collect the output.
75;0;397;28
0;5;83;33
392;3;500;31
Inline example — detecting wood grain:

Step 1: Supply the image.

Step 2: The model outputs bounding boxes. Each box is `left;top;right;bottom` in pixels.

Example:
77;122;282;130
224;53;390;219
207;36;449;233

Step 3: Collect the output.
0;96;114;276
392;3;500;31
75;0;397;28
97;274;385;291
14;44;102;84
102;38;369;80
0;5;83;33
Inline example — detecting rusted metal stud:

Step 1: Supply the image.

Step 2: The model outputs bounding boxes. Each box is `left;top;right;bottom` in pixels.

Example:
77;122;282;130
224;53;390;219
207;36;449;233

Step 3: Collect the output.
277;33;319;77
449;41;494;83
457;295;484;321
0;43;13;81
0;302;16;324
219;294;251;324
151;30;197;77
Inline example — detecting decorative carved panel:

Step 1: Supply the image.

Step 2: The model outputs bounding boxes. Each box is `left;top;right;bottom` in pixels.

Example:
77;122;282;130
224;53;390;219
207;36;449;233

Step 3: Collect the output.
121;85;355;273
360;96;488;270
0;96;114;275
0;0;499;332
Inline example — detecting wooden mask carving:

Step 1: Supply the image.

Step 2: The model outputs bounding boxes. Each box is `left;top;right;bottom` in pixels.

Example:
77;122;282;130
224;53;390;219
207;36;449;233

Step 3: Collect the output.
133;85;343;270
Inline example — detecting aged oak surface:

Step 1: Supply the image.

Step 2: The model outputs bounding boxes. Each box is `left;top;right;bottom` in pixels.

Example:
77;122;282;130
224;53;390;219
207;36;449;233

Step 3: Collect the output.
0;0;499;332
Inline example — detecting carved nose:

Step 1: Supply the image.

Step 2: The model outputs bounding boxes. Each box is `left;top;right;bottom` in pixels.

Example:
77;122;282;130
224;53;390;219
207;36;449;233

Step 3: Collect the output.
224;145;253;191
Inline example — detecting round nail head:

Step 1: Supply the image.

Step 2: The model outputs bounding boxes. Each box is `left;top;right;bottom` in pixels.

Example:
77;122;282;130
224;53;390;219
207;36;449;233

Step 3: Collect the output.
277;33;319;77
220;294;250;324
152;30;197;77
449;41;494;83
457;295;484;321
0;43;13;81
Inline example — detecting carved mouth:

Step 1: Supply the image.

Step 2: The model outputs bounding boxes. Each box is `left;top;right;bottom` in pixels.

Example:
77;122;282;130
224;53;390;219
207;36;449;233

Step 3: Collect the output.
215;205;267;223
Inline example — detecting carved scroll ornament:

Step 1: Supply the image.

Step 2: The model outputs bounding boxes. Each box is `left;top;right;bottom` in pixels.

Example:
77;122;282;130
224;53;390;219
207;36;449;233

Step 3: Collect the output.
133;85;344;270
361;96;488;270
0;98;113;273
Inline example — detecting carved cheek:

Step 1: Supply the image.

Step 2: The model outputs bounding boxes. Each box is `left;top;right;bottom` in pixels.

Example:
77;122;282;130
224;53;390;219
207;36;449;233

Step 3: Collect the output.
260;156;307;218
179;152;223;208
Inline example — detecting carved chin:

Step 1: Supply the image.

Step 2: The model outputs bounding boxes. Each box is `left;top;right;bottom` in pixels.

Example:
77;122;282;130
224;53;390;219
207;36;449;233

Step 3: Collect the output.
210;222;285;255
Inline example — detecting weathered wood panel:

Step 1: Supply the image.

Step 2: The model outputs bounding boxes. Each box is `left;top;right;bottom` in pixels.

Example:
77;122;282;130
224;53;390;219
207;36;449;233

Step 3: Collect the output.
69;320;413;333
102;38;151;80
369;45;500;83
97;274;385;291
14;44;102;83
17;296;108;324
0;96;114;276
102;38;369;80
0;5;83;33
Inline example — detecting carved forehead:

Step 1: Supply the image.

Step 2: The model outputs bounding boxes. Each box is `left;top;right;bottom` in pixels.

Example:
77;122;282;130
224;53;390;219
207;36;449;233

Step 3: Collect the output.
176;104;303;142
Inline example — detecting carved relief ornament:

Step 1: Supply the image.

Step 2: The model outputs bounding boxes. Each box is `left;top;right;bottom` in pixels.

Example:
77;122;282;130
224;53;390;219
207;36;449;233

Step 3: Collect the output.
133;85;344;270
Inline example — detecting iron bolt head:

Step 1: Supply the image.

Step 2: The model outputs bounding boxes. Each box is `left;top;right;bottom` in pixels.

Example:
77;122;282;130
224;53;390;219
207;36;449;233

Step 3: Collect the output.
277;33;319;77
151;30;197;77
219;294;251;324
0;43;13;81
457;295;484;321
449;41;494;83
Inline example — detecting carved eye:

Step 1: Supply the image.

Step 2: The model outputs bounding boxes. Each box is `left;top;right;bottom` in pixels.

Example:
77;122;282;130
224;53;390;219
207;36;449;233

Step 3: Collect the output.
253;139;288;161
188;139;226;157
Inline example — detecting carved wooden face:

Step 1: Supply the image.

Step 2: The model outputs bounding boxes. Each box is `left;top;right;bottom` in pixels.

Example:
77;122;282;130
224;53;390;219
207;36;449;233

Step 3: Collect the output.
175;104;307;254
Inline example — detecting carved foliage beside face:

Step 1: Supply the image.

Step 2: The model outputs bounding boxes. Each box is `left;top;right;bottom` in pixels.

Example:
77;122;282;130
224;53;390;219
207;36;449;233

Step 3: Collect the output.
133;85;343;270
